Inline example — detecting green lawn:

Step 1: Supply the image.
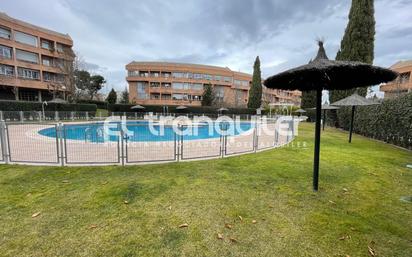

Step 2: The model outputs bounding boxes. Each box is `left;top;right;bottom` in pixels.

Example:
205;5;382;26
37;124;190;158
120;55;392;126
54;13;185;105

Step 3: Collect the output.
0;123;411;257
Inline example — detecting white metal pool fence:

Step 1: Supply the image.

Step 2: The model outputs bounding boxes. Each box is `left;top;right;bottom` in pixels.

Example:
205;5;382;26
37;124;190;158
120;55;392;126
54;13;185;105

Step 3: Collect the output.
0;110;265;122
0;117;297;166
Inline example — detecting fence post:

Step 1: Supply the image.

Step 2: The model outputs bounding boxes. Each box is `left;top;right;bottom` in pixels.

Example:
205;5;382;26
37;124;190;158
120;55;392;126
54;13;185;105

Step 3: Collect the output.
55;111;59;121
19;111;24;123
0;120;9;164
57;123;65;166
86;112;89;121
119;123;125;166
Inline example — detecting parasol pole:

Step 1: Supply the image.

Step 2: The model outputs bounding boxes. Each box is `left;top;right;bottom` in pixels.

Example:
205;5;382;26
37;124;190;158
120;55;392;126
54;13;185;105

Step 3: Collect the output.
313;89;322;191
349;106;356;143
322;109;326;131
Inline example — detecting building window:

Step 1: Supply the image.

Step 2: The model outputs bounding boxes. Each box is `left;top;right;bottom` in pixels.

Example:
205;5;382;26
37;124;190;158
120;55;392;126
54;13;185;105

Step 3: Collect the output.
191;83;203;90
136;82;148;99
150;82;160;88
42;56;53;66
17;67;40;80
150;93;160;100
172;72;185;78
224;76;232;83
203;74;212;80
193;73;202;80
43;71;61;82
56;43;64;52
15;31;38;47
0;64;14;76
0;45;12;59
172;93;186;100
214;75;221;81
161;94;171;100
214;85;225;102
41;39;54;50
0;26;11;39
16;49;39;64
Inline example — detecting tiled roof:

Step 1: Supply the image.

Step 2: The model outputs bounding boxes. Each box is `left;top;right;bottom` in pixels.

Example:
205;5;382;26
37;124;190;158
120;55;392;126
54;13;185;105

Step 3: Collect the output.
127;61;250;76
390;60;412;70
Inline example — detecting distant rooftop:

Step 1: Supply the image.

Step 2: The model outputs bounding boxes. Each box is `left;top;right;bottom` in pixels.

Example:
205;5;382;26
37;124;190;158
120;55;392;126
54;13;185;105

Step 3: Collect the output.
390;60;412;70
0;12;72;41
127;61;251;76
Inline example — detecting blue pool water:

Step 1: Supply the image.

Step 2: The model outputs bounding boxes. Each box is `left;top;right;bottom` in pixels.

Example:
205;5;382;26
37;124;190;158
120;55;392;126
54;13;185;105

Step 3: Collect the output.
38;121;254;142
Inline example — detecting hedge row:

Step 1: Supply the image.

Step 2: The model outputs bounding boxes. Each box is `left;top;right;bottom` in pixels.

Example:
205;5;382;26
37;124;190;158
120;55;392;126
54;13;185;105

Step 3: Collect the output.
108;104;257;115
336;93;412;149
76;99;108;109
0;100;97;112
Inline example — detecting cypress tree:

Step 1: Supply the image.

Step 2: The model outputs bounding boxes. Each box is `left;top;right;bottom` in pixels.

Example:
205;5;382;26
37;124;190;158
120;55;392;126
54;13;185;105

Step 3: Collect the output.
300;90;317;121
201;83;214;106
330;0;375;102
247;56;262;109
329;0;375;127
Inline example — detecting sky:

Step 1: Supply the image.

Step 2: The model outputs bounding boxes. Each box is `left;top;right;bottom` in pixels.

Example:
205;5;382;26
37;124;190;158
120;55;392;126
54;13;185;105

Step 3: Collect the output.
2;0;412;96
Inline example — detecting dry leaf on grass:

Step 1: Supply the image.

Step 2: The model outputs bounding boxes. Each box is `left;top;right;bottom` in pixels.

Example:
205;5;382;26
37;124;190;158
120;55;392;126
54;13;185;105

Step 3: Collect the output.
368;245;376;256
238;216;243;221
329;200;336;204
225;223;233;229
217;233;223;240
342;188;349;192
178;223;188;228
229;237;238;243
168;206;172;210
339;235;351;240
252;220;257;224
62;180;69;183
124;200;129;204
31;212;41;218
89;224;98;229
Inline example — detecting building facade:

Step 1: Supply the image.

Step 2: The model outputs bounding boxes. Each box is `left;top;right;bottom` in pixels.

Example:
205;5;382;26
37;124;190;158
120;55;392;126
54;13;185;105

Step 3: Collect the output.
380;60;412;99
0;13;74;102
126;61;301;107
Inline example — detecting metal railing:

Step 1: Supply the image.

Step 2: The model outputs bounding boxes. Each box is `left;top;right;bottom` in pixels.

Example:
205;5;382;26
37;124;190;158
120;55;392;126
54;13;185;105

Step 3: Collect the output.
0;118;296;166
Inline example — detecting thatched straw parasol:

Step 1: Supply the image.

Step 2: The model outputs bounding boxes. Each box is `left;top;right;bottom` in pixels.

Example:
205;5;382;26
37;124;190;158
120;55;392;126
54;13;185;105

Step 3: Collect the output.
294;108;306;117
310;105;340;131
264;41;397;191
131;105;145;110
331;93;379;143
48;98;67;104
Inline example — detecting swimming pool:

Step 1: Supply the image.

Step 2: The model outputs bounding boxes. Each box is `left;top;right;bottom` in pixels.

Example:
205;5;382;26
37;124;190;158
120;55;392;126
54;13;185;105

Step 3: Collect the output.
38;121;254;142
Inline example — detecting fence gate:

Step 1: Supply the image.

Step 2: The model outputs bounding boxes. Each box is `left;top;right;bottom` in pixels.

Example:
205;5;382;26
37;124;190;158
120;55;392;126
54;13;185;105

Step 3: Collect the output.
63;123;120;164
180;125;223;160
6;123;60;164
125;124;176;163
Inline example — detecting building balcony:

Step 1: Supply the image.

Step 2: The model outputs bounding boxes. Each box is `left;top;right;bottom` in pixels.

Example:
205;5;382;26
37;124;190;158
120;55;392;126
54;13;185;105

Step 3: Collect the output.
131;98;202;107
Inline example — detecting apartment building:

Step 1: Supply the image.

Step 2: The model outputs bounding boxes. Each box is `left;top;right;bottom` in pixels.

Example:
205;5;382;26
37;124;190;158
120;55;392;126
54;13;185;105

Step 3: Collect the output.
0;12;74;102
380;60;412;99
126;62;301;107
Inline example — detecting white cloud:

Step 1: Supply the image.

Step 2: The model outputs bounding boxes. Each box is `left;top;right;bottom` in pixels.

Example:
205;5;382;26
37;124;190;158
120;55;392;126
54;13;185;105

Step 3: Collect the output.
2;0;411;93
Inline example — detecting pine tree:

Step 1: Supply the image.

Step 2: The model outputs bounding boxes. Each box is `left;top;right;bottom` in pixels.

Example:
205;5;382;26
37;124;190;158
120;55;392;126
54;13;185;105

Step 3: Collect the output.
247;56;262;109
106;88;117;104
330;0;375;102
201;83;214;106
